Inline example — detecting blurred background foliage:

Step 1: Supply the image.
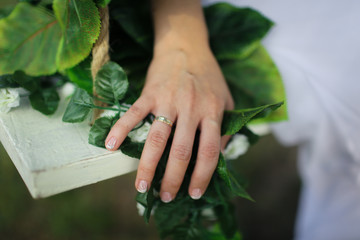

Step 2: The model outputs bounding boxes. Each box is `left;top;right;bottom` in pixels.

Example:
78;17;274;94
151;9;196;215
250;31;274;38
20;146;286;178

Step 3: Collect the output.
0;134;299;240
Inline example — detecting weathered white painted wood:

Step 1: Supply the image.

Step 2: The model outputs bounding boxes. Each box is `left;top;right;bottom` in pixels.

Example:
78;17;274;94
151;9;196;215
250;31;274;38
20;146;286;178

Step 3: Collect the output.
0;86;139;199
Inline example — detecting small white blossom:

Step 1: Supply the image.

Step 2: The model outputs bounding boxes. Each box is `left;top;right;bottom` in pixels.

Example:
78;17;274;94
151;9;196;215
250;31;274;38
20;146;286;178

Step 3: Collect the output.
0;88;20;113
224;134;250;160
100;104;121;118
59;82;76;99
128;121;151;143
136;202;157;216
247;123;271;136
201;208;216;220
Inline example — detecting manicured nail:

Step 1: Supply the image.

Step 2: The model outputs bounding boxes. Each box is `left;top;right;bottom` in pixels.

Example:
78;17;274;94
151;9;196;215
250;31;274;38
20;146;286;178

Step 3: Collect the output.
106;137;117;150
137;180;148;193
161;192;172;203
190;188;202;200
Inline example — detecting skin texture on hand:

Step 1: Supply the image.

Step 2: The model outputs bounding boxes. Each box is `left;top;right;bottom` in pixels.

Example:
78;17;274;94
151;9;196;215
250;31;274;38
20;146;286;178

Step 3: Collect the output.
105;0;234;202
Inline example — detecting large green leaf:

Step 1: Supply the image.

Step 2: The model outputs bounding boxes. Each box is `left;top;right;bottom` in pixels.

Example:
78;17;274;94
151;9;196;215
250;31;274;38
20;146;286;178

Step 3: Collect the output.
62;87;93;122
29;88;60;115
205;3;273;60
95;61;129;103
110;1;153;51
53;0;100;71
221;102;283;136
0;3;62;76
221;46;287;121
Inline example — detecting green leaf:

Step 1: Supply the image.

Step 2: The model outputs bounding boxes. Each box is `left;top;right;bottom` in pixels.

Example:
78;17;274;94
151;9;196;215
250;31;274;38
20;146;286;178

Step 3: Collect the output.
216;153;253;201
208;223;243;240
95;0;111;7
154;197;192;237
29;88;60;115
221;102;283;136
221;46;287;121
53;0;100;71
12;71;40;92
110;1;153;51
95;61;129;103
119;137;144;159
66;58;93;94
136;185;155;224
0;74;19;88
62;87;93;122
214;203;238;239
0;3;62;76
88;115;119;148
205;3;273;60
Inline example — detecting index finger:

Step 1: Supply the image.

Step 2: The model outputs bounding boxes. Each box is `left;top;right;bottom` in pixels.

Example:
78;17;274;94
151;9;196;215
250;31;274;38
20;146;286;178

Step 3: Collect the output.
105;96;153;151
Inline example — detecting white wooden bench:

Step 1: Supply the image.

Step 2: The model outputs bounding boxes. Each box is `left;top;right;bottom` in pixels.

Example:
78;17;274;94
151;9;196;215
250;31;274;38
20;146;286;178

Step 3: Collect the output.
0;85;139;198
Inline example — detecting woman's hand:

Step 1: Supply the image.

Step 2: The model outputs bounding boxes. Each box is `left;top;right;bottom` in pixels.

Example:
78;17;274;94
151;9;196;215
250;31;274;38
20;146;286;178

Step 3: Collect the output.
105;0;234;202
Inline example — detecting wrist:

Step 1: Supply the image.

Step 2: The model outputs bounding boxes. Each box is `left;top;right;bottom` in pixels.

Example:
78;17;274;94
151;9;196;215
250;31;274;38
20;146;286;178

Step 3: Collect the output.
153;32;211;57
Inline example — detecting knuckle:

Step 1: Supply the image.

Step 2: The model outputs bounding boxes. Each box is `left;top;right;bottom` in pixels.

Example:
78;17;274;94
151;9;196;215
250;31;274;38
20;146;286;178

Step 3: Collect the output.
138;165;154;177
164;178;181;190
148;130;168;149
172;144;192;162
114;120;131;132
200;142;220;160
127;104;143;119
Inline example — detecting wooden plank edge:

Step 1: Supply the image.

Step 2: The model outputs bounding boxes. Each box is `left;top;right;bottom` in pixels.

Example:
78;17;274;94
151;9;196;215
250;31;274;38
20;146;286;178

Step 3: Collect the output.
31;152;139;198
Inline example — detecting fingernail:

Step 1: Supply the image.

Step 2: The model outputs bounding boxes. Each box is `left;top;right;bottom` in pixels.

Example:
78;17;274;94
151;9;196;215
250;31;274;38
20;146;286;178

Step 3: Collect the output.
190;188;202;200
161;192;172;203
106;137;117;150
137;180;148;193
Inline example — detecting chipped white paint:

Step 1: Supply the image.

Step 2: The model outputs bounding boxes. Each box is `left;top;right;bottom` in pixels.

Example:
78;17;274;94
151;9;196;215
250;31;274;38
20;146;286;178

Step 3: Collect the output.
0;88;139;199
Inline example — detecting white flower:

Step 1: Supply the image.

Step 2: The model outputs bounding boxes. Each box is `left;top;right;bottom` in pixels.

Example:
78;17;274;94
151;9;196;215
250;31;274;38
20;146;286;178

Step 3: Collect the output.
100;104;121;118
128;121;151;143
0;88;20;113
136;202;157;216
59;82;76;99
247;123;271;136
223;134;250;160
201;208;216;220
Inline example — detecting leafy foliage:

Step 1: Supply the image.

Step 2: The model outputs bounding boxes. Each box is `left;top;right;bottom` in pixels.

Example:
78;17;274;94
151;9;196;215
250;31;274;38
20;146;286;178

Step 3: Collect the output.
221;46;287;121
89;115;119;147
95;61;129;103
221;102;283;136
95;0;111;8
204;3;273;61
29;88;60;115
62;87;93;123
66;57;93;94
53;0;100;71
0;3;61;76
0;1;100;76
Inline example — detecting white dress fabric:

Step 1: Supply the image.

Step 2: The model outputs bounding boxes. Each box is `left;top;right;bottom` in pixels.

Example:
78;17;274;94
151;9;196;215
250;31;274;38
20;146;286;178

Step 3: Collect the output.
202;0;360;239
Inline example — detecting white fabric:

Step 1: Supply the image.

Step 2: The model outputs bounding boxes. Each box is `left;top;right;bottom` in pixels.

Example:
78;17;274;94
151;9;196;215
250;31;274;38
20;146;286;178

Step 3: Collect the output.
202;0;360;239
